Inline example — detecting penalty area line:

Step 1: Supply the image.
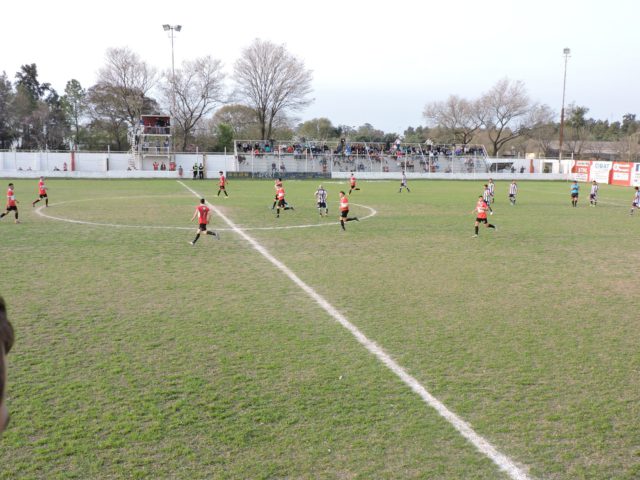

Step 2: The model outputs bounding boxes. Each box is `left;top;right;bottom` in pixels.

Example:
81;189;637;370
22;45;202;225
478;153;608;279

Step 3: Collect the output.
177;180;531;480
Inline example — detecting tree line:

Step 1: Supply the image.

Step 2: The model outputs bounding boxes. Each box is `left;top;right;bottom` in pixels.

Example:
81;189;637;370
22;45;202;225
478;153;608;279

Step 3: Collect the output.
0;40;638;159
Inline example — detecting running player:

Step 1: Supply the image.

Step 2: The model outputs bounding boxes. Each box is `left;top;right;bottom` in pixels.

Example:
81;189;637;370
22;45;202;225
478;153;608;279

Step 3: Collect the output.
271;178;283;210
189;198;219;245
508;180;518;205
589;180;599;206
472;195;496;237
483;184;494;215
630;186;640;215
315;185;328;216
338;191;359;230
217;171;228;197
348;172;360;195
570;181;579;207
398;170;410;193
32;177;49;207
0;183;19;224
275;186;294;218
487;178;495;204
0;296;15;435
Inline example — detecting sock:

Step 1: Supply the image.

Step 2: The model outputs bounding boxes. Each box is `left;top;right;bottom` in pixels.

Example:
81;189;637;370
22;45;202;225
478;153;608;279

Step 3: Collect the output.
224;191;228;197
475;225;479;235
192;234;200;244
206;231;216;236
0;213;5;218
340;220;345;230
488;224;495;229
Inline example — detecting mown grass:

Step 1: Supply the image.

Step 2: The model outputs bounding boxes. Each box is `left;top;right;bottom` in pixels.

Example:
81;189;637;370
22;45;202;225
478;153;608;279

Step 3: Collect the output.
1;178;639;479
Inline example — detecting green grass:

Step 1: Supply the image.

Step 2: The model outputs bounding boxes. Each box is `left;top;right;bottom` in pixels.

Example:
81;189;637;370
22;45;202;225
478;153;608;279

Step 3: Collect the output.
1;178;639;479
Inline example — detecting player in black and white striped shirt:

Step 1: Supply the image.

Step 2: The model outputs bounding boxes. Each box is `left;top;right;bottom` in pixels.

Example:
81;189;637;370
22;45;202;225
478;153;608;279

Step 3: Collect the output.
508;180;518;205
488;178;495;203
483;184;494;214
630;186;640;215
589;180;599;206
315;185;328;216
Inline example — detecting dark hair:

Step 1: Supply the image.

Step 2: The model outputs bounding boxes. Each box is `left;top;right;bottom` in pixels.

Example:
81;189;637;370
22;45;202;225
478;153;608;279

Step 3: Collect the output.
0;297;15;401
8;183;13;187
200;198;205;204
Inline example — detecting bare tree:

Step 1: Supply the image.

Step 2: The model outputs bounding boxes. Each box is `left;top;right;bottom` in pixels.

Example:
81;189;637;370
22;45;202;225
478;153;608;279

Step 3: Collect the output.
234;39;313;140
97;47;157;128
162;56;225;151
480;78;539;156
423;95;484;145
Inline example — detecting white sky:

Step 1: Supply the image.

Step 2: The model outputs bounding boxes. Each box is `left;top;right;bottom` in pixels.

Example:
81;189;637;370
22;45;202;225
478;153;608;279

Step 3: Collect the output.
2;0;639;133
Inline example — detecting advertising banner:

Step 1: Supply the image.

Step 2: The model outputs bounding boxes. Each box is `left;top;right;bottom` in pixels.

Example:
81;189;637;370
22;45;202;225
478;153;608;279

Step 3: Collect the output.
631;163;640;187
573;160;591;182
589;161;612;183
610;162;632;186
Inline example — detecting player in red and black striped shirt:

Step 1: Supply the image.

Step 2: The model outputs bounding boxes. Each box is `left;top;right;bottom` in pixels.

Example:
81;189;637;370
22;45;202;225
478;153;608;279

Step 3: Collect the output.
189;198;220;245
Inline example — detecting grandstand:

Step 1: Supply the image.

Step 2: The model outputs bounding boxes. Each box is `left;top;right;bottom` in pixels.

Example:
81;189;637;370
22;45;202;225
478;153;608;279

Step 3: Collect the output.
234;139;489;176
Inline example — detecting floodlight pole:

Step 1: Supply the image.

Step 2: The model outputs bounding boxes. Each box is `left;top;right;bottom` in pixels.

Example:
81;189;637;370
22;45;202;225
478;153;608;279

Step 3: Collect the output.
162;24;182;116
558;47;571;169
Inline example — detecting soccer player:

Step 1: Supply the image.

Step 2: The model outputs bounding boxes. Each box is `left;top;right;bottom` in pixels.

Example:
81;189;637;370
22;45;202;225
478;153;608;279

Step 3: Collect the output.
488;178;495;203
482;184;494;215
348;172;360;195
189;198;219;245
32;176;49;207
589;180;599;206
398;170;410;193
0;183;19;224
0;296;15;435
271;178;284;210
275;186;294;218
315;185;328;216
338;190;359;230
217;171;228;197
472;195;496;237
570;181;580;207
508;180;518;205
630;186;640;215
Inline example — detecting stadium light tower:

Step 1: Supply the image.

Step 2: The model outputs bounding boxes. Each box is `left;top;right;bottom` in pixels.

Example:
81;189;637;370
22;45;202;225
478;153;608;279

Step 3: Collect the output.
558;47;571;165
163;24;182;117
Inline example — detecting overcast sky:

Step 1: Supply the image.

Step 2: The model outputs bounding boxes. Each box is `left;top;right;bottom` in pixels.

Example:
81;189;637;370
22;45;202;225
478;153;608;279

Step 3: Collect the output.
3;0;639;133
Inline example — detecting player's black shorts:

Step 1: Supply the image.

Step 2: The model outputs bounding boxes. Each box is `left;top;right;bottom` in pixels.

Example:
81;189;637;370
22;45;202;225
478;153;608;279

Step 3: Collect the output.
340;210;349;218
277;199;286;208
589;194;596;200
218;186;226;190
39;194;48;199
571;193;578;198
476;217;487;223
6;206;17;212
198;223;208;231
317;202;326;208
508;194;515;198
633;202;639;208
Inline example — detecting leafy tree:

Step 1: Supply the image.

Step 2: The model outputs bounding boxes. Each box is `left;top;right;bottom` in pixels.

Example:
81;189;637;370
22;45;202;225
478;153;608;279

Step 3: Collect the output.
212;104;259;138
297;117;338;140
63;79;87;148
86;83;129;150
0;72;17;149
161;55;225;151
234;38;313;140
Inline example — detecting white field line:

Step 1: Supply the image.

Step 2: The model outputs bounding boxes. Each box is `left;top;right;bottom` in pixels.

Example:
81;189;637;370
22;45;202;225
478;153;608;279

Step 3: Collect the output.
178;180;531;480
33;196;376;232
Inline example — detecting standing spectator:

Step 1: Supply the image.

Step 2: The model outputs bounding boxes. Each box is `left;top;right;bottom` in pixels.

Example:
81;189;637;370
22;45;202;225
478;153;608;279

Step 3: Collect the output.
178;165;184;178
32;176;49;208
0;183;19;224
198;163;204;180
0;296;15;435
153;161;159;171
192;163;198;180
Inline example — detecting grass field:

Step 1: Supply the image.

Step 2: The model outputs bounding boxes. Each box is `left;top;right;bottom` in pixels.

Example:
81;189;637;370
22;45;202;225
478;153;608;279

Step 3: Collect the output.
1;177;639;479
